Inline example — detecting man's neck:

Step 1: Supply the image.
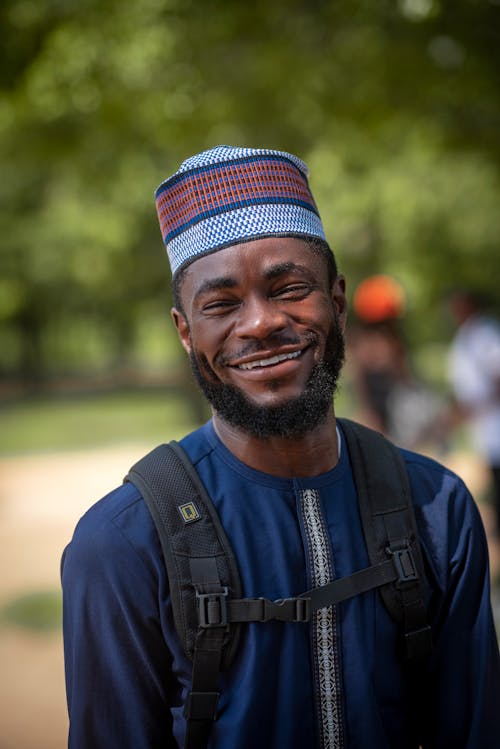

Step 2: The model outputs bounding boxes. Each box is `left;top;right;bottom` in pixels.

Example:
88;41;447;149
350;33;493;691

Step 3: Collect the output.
212;409;340;478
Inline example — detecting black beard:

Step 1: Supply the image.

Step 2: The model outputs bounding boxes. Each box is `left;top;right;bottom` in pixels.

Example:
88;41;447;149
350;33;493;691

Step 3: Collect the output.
188;321;345;440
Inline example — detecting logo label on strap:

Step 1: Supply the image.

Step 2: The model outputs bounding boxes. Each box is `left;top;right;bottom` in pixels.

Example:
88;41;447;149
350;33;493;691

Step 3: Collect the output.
178;501;201;524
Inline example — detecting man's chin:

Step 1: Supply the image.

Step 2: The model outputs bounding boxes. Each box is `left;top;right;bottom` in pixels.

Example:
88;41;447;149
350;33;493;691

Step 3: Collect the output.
190;357;338;440
188;319;345;440
225;383;310;411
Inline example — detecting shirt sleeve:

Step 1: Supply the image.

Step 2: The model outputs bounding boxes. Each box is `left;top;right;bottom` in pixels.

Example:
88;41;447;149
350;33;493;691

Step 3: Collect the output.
416;474;500;748
61;491;180;749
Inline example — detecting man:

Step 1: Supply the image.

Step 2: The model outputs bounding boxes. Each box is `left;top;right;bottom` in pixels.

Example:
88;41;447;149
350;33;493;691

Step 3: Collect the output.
447;289;500;536
62;146;500;748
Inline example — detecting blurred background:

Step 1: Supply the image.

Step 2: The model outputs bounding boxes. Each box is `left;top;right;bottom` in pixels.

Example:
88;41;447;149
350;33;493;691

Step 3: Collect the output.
1;1;499;746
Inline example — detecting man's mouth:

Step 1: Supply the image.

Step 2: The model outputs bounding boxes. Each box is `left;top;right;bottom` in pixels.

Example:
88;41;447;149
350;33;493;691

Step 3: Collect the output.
236;349;303;370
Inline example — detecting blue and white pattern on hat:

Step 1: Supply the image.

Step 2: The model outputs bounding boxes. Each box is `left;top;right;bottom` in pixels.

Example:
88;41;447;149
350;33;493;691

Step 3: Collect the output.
171;145;310;178
167;203;326;277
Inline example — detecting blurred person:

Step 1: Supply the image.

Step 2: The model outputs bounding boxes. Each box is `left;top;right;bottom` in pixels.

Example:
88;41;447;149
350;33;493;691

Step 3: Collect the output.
447;289;500;536
348;275;409;433
62;147;500;749
348;275;445;449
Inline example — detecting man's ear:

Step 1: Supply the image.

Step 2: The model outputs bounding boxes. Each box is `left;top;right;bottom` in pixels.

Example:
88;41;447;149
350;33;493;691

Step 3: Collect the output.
331;275;347;331
171;308;192;355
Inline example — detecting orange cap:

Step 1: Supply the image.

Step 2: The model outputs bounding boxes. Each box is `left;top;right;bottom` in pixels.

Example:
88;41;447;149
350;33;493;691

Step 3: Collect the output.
353;275;405;322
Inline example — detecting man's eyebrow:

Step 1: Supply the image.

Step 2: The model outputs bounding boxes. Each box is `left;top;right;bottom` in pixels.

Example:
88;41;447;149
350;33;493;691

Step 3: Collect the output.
193;276;238;300
264;262;316;281
193;263;316;300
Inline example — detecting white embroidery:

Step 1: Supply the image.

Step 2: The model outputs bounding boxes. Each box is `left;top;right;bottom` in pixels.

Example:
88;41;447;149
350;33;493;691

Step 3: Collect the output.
300;489;344;749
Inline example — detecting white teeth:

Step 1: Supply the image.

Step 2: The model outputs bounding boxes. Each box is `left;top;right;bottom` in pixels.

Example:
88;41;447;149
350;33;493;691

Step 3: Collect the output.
238;350;302;370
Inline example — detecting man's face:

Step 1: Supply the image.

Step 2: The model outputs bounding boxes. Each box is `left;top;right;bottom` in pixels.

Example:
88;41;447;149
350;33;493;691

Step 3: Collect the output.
172;237;347;438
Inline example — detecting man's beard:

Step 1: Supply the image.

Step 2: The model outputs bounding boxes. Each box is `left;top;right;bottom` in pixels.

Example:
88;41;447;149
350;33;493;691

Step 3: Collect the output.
188;320;345;440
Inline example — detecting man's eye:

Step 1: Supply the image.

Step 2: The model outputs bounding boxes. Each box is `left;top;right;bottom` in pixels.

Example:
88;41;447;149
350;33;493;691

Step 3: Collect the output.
202;299;238;313
274;284;312;298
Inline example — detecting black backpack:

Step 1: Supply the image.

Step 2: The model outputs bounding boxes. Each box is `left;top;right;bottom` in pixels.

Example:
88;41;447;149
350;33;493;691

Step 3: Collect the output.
126;418;432;749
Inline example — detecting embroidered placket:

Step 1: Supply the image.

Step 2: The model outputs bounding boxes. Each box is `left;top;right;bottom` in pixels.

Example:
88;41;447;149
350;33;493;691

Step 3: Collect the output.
300;488;344;749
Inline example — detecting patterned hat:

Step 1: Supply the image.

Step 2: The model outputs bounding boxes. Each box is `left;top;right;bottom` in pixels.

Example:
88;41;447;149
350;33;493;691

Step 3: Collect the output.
154;145;326;277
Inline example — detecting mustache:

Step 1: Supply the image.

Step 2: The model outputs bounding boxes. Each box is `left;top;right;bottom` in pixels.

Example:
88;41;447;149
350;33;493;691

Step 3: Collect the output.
215;331;319;367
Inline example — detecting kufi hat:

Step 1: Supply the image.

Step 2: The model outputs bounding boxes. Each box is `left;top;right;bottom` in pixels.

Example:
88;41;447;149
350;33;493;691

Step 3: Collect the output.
155;145;326;277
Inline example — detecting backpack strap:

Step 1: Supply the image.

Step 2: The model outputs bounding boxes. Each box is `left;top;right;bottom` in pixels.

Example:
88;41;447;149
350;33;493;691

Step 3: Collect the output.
338;418;432;659
126;441;243;749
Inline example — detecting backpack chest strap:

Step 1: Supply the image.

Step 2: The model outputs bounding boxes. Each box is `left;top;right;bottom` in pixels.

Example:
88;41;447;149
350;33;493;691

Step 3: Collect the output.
195;542;420;627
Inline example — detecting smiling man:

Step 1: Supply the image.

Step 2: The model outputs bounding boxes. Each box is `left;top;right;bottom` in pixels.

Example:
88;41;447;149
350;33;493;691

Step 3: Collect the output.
174;237;346;457
62;147;500;749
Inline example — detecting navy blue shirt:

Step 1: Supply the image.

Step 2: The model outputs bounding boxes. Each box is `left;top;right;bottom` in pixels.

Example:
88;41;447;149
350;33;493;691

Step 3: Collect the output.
62;421;500;748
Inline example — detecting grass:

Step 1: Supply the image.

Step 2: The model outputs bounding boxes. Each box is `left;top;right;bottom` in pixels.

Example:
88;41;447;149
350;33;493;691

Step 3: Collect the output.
0;591;62;631
0;388;204;455
0;381;356;457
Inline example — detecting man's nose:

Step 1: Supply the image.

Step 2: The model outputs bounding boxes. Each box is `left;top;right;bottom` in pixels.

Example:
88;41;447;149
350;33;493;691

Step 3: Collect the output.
233;296;288;339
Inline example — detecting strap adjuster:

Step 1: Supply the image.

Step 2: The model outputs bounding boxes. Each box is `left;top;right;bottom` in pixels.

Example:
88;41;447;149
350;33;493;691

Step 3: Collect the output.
386;546;418;585
197;588;229;628
184;690;220;720
404;624;433;659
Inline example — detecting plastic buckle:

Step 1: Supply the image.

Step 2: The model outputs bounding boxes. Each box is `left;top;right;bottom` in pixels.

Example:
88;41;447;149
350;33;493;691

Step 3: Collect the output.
260;597;311;622
387;546;418;585
287;597;311;623
197;587;229;628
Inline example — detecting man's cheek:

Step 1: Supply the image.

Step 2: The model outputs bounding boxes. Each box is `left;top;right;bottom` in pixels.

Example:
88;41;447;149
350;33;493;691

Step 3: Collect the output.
191;349;221;383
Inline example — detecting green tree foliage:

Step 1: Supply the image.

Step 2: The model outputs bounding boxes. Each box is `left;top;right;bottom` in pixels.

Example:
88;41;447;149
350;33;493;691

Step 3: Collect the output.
1;0;499;381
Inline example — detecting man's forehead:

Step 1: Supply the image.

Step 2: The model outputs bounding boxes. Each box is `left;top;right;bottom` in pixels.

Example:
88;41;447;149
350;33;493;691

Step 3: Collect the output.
187;237;322;281
177;237;329;305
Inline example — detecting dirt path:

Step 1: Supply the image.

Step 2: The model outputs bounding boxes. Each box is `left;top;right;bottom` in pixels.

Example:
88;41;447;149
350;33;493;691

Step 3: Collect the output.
0;443;150;749
0;444;498;749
